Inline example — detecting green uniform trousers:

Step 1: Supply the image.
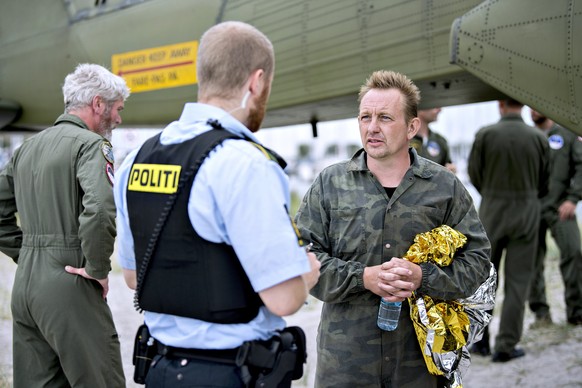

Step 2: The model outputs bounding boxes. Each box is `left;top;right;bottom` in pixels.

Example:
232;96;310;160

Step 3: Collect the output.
11;241;125;388
480;196;540;354
529;216;582;321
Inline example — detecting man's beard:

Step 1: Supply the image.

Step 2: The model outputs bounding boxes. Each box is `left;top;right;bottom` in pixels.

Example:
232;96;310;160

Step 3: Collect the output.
246;86;270;132
97;104;114;140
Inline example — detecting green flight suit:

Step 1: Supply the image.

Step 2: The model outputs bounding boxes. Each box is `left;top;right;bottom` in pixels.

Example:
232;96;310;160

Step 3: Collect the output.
296;148;491;388
468;113;550;354
529;124;582;322
0;114;125;387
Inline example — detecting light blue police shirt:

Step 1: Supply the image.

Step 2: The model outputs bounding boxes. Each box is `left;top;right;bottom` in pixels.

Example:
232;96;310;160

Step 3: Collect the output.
114;103;310;349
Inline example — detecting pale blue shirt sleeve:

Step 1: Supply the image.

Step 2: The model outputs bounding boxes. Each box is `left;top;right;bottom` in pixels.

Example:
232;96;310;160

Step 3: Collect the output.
190;139;310;292
114;148;139;271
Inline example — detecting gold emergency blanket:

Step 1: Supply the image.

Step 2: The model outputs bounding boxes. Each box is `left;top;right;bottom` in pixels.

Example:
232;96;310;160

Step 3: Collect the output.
403;225;496;388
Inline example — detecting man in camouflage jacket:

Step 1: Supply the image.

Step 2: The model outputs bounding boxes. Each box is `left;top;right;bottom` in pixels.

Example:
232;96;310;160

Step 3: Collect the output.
295;70;491;388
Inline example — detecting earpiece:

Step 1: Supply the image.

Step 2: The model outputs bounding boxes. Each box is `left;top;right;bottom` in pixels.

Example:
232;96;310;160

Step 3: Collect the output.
225;90;252;116
241;90;251;109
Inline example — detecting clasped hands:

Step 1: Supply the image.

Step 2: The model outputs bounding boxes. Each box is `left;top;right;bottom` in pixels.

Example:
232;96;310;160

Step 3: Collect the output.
365;257;423;302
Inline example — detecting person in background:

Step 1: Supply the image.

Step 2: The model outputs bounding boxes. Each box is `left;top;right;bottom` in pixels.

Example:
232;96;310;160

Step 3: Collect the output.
0;63;129;387
114;21;320;387
295;69;490;387
411;107;457;173
468;99;550;362
528;109;582;327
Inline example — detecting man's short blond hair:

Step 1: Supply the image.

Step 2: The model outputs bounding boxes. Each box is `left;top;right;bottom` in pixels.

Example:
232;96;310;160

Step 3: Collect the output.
359;70;421;123
197;21;274;100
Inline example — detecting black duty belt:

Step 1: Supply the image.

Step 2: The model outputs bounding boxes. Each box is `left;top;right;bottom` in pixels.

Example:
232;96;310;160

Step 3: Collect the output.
157;342;239;365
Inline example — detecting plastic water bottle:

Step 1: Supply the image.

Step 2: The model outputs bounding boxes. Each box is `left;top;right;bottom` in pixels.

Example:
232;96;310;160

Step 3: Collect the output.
377;299;402;331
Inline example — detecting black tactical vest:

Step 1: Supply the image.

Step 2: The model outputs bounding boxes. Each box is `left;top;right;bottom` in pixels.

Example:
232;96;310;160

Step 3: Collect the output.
127;128;265;323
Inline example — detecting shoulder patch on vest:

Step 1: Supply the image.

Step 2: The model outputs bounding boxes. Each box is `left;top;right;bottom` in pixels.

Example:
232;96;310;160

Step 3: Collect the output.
248;142;287;169
249;142;275;161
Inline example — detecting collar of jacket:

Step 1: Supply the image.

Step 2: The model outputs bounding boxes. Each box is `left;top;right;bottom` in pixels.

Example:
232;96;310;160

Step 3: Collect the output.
347;147;434;179
500;113;524;122
53;113;90;130
549;123;563;135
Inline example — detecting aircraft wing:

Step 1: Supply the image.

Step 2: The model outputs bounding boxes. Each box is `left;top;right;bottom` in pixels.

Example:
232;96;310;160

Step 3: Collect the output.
9;0;574;133
1;0;505;132
450;0;582;134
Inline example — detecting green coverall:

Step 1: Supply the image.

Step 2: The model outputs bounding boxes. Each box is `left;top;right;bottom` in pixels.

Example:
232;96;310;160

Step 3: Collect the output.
529;124;582;323
468;113;550;354
0;114;125;387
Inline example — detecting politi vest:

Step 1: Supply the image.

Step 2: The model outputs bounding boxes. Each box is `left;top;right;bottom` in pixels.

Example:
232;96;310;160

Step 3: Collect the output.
127;128;267;323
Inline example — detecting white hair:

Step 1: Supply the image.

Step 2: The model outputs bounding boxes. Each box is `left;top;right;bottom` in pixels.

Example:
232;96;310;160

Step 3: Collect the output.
62;63;130;112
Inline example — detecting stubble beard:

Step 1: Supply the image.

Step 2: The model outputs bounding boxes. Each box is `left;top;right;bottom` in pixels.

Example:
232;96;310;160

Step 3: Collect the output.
365;145;390;162
246;87;270;133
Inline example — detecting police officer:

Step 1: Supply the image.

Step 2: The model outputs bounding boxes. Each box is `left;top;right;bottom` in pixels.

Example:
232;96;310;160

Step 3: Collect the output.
528;109;582;327
114;21;320;387
468;99;550;362
0;64;129;387
411;107;457;173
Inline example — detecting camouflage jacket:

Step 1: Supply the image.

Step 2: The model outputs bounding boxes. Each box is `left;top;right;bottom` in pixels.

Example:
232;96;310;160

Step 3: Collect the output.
295;148;491;387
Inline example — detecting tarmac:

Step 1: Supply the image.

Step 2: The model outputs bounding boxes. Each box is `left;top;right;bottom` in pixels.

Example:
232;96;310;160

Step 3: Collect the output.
1;245;582;387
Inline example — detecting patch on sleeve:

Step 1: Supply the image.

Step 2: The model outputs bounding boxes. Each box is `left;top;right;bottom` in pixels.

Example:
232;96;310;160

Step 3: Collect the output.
548;134;564;150
106;162;115;186
101;141;115;164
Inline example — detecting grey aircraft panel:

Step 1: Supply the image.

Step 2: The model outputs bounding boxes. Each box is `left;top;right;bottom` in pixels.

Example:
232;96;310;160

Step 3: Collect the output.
450;0;582;134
